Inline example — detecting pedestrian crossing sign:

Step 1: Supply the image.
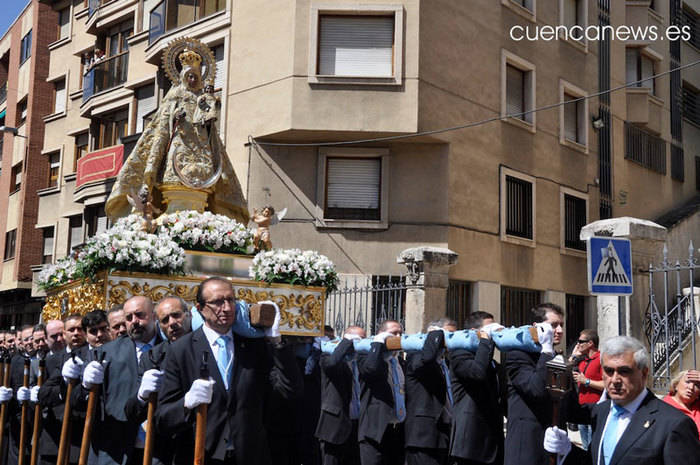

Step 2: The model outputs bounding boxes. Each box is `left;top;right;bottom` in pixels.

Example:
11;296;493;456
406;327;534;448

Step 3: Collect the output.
587;237;633;295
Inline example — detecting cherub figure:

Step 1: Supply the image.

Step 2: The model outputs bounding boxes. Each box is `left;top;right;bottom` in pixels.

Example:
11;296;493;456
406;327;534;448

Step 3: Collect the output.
251;206;287;251
127;185;162;233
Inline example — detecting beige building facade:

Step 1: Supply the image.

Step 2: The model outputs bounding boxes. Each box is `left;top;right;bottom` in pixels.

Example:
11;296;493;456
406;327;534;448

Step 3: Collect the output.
32;0;699;344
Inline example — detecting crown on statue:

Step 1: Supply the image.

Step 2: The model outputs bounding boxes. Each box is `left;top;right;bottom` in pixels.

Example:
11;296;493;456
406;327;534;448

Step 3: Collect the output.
178;48;202;68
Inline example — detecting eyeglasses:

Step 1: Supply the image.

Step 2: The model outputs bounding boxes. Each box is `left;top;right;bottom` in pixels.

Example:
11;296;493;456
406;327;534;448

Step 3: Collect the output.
204;297;235;308
577;339;590;344
602;365;635;377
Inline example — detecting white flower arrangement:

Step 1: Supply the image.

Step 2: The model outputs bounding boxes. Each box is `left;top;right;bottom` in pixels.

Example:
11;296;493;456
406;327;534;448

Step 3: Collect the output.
158;210;254;255
37;256;80;291
250;248;339;291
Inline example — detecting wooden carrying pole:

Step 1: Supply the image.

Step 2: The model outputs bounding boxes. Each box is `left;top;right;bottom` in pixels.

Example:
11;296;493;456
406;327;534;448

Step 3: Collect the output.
56;354;78;465
0;352;12;456
78;353;105;465
30;358;45;465
17;357;31;465
143;352;166;465
193;352;209;465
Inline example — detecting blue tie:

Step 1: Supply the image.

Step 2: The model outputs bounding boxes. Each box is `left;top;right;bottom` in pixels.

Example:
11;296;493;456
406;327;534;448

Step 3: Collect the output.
389;357;406;422
138;343;152;363
215;335;232;390
349;359;361;420
602;403;627;465
439;357;454;407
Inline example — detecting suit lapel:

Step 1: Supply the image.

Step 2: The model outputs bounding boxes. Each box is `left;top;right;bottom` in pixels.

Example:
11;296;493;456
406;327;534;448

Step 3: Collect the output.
592;400;611;465
610;392;657;465
191;328;227;398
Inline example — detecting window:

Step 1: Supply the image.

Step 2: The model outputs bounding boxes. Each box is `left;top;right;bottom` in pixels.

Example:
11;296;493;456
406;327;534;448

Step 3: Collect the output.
20;31;31;64
48;152;60;188
3;229;16;260
560;0;587;45
212;44;225;91
561;189;587;251
95;108;129;149
500;167;536;244
502;51;535;127
626;48;656;95
624;122;666;174
682;6;699;50
318;15;394;77
512;0;534;12
16;99;27;126
68;215;83;252
683;85;699;127
11;163;22;192
696;156;700;191
560;80;588;149
57;8;70;41
104;21;132;57
309;5;403;85
74;133;89;171
135;85;156;133
53;79;66;114
501;286;541;327
562;0;581;27
316;148;390;228
565;294;586;347
42;227;54;264
149;0;226;44
502;0;536;21
86;204;108;238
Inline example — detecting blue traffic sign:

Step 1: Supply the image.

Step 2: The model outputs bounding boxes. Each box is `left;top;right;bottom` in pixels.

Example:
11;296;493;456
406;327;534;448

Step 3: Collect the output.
587;237;633;295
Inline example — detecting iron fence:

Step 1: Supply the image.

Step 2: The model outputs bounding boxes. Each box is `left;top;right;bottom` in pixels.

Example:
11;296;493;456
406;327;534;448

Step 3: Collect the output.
624;122;666;175
644;242;698;388
325;275;408;336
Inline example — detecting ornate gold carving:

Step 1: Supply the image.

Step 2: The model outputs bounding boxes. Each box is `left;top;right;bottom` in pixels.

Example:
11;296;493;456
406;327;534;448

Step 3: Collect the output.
107;280;199;307
234;288;324;332
42;279;106;321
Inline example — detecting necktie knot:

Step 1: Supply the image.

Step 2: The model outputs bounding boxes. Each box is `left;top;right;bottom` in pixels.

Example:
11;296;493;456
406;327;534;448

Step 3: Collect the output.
611;404;627;417
216;335;231;348
142;343;152;352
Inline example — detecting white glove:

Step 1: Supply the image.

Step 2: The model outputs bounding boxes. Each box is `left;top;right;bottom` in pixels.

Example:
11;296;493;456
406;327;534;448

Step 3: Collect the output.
138;369;163;401
62;356;84;383
82;361;105;389
482;323;505;336
16;386;30;402
426;325;442;332
536;322;554;355
260;301;281;339
343;333;361;341
0;387;11;403
373;331;392;343
544;426;571;458
30;386;40;403
184;378;214;410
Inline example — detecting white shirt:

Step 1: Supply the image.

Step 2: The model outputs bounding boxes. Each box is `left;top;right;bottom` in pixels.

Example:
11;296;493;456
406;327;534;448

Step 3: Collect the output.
597;388;649;465
201;324;234;380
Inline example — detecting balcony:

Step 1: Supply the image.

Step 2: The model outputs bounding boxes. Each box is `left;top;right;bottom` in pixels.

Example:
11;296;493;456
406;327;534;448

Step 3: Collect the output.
626;87;662;134
624;121;666;174
626;1;663;31
148;0;226;44
82;53;129;103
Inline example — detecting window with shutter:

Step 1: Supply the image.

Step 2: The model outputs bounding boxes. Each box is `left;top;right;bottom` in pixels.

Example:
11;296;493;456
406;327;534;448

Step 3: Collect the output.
213;44;225;90
54;79;66;114
506;64;525;119
58;8;70;40
42;227;54;264
318;15;394;77
505;175;533;239
563;193;586;250
68;215;83;252
4;230;17;260
324;157;381;220
136;84;156;133
626;48;657;95
74;133;89;171
564;93;578;142
48;152;61;188
563;0;578;27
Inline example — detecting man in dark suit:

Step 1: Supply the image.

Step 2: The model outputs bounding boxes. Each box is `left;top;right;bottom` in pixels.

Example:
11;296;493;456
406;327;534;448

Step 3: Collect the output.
503;303;562;465
36;314;87;465
404;318;456;465
124;295;192;465
156;277;302;465
73;296;162;465
544;335;700;465
316;325;366;465
449;311;505;465
358;319;405;465
7;324;37;464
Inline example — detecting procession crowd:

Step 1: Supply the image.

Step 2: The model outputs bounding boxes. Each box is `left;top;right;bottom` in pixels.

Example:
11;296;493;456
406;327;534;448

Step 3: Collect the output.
0;277;698;465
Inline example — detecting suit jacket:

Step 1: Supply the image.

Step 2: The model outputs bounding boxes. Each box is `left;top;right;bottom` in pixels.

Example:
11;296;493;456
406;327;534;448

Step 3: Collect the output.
156;328;302;464
404;330;451;450
315;338;356;445
563;390;700;465
37;345;90;461
448;338;504;463
503;349;554;465
357;341;404;444
72;334;162;465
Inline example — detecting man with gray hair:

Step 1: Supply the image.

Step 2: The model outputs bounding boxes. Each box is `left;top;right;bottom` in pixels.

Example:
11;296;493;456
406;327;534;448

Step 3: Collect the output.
544;335;700;464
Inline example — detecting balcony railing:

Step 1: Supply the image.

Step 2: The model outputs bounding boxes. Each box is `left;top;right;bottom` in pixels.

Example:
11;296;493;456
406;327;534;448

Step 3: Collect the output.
83;53;129;103
624;122;666;175
149;0;225;44
88;0;101;18
0;82;6;105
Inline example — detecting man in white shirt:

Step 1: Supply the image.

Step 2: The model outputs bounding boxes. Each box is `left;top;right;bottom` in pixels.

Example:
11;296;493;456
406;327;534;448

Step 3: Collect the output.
544;336;700;465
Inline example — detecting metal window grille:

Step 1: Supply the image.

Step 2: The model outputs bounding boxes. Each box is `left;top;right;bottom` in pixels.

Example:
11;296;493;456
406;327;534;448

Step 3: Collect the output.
696;157;700;191
564;194;586;250
501;286;541;328
681;6;700;50
682;87;700;127
624;122;666;174
671;145;684;182
505;175;533;239
565;294;586;348
447;280;470;329
598;1;612;219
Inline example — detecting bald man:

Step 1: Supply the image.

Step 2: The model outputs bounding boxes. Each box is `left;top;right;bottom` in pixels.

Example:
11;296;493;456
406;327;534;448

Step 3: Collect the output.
73;296;162;465
45;320;65;355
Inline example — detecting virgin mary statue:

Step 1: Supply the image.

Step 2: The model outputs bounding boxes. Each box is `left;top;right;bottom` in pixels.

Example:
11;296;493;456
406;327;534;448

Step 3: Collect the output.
105;37;249;224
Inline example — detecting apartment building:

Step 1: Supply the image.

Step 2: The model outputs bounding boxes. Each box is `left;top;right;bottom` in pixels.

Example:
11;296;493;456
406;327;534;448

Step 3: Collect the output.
0;0;57;326
32;0;699;345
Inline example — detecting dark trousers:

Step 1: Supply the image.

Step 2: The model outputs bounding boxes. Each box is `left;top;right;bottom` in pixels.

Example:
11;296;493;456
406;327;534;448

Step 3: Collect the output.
406;447;447;465
359;424;404;465
320;421;360;465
